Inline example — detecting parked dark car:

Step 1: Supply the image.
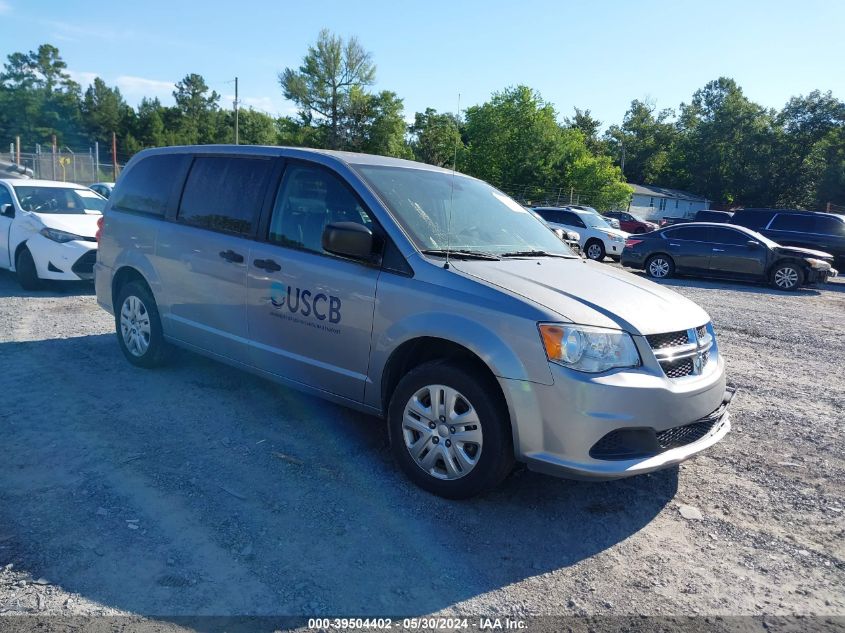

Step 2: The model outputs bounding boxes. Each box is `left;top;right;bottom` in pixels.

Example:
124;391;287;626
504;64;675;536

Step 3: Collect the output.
730;208;845;267
604;211;658;234
694;210;734;223
621;223;837;291
658;216;691;227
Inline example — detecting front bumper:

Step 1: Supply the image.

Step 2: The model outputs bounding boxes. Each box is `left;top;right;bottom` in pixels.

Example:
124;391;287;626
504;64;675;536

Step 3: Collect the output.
26;234;97;281
500;348;730;480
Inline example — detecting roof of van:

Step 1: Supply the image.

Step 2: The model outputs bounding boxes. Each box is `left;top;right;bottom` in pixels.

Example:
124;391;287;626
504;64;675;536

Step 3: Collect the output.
134;145;455;174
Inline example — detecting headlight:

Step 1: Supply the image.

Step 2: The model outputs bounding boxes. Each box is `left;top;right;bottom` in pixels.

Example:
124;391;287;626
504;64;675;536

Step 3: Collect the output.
568;231;581;241
602;232;624;242
538;324;641;373
40;227;86;243
805;258;831;270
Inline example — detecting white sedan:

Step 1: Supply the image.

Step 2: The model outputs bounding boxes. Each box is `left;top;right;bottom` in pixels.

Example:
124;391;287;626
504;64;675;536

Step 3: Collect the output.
532;206;630;261
0;179;105;289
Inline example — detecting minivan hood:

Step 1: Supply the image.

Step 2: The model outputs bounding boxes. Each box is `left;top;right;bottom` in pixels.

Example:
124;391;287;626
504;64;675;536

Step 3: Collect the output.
33;212;100;238
450;258;710;335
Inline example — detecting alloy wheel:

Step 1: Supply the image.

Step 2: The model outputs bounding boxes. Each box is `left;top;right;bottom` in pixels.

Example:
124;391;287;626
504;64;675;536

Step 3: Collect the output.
587;243;603;260
649;258;670;278
774;266;799;289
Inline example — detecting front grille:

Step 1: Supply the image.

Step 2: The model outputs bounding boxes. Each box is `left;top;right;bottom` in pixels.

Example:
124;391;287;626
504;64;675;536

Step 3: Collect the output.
71;250;97;275
663;357;695;378
656;419;717;449
647;330;688;349
647;323;714;379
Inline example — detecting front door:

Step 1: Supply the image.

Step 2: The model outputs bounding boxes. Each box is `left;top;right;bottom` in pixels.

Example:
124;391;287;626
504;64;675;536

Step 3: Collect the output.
247;162;380;402
0;184;14;268
707;227;766;278
155;155;274;362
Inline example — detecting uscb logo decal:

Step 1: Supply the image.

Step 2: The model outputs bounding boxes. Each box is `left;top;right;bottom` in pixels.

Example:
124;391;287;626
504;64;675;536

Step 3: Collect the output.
269;281;342;324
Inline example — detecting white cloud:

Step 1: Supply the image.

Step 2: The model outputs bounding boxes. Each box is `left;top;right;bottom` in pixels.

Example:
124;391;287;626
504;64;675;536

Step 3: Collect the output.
68;70;99;88
224;94;280;115
116;75;175;100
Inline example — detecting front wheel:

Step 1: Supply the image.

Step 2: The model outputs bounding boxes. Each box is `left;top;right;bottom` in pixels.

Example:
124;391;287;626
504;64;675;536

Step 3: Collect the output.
115;280;170;367
585;240;606;261
15;247;43;290
646;254;675;279
770;263;803;291
387;361;514;499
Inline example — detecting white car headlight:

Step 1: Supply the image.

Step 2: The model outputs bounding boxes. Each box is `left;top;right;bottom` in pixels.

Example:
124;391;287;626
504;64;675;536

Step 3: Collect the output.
539;324;641;373
805;258;831;270
40;227;86;243
601;231;624;242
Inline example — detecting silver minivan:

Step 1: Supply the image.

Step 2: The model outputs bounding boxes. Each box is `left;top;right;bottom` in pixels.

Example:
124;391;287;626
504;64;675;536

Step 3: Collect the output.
95;146;732;498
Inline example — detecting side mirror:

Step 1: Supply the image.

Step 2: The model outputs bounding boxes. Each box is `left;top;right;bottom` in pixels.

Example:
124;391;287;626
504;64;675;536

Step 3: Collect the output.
0;203;12;218
322;222;374;261
747;240;761;249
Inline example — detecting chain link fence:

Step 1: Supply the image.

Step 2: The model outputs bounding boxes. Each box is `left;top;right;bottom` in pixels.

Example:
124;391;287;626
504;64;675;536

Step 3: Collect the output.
4;145;125;185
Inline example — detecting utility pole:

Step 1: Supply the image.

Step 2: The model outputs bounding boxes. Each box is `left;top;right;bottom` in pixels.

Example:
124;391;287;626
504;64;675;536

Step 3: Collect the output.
95;141;100;179
112;132;118;181
234;76;239;145
51;134;57;180
15;136;20;165
620;142;626;175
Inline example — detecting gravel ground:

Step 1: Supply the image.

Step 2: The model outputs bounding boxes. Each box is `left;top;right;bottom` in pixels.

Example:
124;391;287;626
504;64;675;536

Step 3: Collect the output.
0;266;843;625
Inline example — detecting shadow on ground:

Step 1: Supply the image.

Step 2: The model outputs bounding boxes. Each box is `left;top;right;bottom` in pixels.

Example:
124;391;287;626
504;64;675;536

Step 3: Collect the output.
0;333;678;618
0;269;95;298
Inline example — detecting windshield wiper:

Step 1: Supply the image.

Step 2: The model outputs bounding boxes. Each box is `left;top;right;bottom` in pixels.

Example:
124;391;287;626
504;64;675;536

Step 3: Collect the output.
500;250;575;258
421;249;501;261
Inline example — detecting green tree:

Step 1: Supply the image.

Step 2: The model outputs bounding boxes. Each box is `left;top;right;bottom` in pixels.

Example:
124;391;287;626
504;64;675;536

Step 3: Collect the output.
342;89;412;158
409;108;463;167
81;77;130;144
173;73;221;144
279;29;376;149
565;107;604;154
603;99;678;184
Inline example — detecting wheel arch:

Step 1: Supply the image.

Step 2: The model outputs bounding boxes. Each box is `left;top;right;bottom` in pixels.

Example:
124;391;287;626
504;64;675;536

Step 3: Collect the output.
111;266;153;313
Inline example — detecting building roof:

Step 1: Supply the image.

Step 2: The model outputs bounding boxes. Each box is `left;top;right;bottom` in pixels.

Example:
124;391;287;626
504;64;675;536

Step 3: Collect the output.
630;183;708;202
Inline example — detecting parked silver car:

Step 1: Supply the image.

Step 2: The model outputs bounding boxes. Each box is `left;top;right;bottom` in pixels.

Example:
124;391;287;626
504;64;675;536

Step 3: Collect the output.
95;146;732;498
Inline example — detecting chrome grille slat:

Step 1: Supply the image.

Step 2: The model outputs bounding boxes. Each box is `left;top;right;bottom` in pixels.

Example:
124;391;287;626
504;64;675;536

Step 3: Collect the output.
648;323;714;379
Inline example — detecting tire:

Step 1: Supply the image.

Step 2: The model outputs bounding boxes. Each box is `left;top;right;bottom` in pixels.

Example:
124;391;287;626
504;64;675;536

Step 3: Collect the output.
387;361;514;499
585;239;606;261
15;247;43;290
114;280;170;368
645;254;675;279
770;262;803;291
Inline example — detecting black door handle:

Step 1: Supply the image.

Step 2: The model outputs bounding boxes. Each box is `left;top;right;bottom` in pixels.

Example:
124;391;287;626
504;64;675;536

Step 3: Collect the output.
253;258;281;272
219;249;244;263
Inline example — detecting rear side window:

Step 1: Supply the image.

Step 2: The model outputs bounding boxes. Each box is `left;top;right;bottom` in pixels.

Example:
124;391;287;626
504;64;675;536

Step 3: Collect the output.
731;211;771;229
815;215;845;235
664;226;710;241
769;214;816;232
111;154;188;216
177;156;272;236
559;211;586;228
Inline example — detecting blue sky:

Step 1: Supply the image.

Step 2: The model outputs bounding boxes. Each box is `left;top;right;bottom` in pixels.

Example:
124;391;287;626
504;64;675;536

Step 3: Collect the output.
2;0;843;128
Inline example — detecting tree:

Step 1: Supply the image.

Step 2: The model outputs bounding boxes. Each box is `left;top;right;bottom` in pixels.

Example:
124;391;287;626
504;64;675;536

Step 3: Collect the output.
279;29;376;149
565;107;603;154
341;89;412;158
173;73;221;144
81;78;130;144
409;108;463;168
603;99;678;185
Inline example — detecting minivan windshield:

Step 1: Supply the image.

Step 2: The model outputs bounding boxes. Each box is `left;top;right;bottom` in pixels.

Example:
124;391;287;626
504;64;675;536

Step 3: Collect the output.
13;186;106;214
356;166;575;257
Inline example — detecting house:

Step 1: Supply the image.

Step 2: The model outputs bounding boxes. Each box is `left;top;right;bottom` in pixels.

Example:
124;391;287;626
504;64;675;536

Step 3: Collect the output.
623;184;709;221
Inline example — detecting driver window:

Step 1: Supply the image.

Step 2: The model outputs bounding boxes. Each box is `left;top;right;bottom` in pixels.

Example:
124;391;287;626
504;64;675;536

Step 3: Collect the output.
268;164;373;255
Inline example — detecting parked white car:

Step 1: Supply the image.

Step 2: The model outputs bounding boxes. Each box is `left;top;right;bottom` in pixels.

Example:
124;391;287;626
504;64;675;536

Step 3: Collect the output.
89;182;115;198
533;206;629;261
0;179;105;289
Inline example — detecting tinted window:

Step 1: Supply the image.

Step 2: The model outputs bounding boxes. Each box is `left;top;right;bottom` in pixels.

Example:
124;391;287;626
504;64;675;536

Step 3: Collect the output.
268;164;373;254
534;209;555;222
178;156;272;236
710;227;751;245
731;210;772;229
664;226;710;241
558;211;586;228
112;154;188;216
769;214;816;232
815;215;845;235
0;185;12;207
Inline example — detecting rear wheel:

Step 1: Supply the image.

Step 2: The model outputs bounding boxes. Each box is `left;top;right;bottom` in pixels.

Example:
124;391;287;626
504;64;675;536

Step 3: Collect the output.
387;361;513;499
585;240;606;261
115;280;170;367
645;254;675;279
15;247;43;290
770;262;803;291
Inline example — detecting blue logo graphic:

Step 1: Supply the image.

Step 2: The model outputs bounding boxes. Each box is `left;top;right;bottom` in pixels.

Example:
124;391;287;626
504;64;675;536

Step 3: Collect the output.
269;281;342;324
270;281;287;308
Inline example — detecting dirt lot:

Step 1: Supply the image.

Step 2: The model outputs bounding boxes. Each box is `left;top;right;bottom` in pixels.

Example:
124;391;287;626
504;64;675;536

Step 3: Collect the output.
0;266;843;623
